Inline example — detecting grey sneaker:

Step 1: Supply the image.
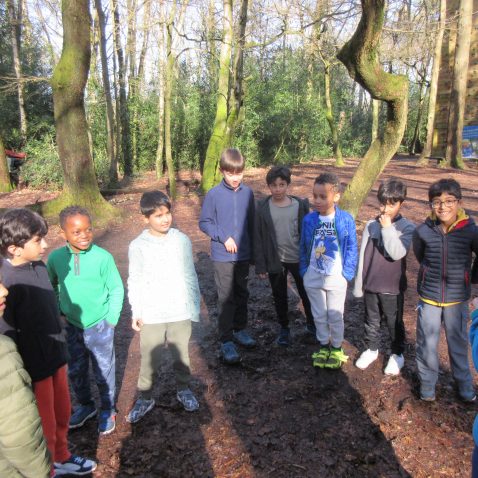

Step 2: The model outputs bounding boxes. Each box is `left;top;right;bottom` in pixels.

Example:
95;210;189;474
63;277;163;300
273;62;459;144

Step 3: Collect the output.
54;455;97;476
177;389;199;412
126;398;155;424
69;404;97;429
233;330;256;348
220;341;241;364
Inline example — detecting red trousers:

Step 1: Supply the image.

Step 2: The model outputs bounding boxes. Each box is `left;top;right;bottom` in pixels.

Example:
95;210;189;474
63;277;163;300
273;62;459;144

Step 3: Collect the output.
33;365;71;468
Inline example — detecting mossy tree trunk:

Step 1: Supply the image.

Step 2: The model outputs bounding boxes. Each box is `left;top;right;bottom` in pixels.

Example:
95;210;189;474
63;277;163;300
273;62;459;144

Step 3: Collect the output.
371;98;379;142
47;0;116;221
200;0;233;192
443;0;472;169
0;137;13;193
337;0;408;218
418;0;446;165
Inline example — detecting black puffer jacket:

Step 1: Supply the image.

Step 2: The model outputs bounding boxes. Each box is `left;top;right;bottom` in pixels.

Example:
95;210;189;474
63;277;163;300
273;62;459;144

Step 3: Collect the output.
413;213;478;304
0;260;69;382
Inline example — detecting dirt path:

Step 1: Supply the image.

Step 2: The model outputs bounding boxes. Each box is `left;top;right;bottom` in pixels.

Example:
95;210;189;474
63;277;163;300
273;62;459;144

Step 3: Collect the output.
2;158;477;477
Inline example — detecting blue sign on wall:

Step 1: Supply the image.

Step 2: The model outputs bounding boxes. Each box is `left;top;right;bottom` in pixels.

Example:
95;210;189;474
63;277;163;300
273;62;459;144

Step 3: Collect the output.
463;125;478;158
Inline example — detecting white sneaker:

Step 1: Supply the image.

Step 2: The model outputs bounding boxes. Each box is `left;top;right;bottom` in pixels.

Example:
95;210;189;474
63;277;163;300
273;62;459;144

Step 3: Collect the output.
355;349;379;370
384;354;404;375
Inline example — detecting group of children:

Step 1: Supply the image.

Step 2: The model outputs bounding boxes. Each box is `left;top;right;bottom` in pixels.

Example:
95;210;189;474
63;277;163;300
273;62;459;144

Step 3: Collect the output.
0;146;477;477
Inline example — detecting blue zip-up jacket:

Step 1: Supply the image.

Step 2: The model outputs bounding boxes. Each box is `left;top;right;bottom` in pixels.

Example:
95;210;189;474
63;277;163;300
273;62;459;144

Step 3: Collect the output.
199;180;255;262
299;206;358;280
469;308;478;444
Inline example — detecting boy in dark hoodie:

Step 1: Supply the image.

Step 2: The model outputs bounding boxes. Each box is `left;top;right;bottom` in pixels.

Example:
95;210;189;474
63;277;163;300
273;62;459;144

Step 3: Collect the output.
0;208;96;476
413;178;478;402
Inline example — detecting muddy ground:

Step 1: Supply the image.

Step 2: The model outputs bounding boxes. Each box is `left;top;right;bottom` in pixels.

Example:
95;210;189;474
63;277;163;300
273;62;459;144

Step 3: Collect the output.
3;157;478;478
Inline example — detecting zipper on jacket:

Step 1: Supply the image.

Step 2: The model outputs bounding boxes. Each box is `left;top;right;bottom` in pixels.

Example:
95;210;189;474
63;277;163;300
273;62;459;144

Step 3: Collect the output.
442;234;447;303
74;254;80;276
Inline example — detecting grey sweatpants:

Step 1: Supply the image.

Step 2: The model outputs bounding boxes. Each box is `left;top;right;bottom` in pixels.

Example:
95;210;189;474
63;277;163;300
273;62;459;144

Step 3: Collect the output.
304;270;347;348
416;300;473;394
138;320;192;398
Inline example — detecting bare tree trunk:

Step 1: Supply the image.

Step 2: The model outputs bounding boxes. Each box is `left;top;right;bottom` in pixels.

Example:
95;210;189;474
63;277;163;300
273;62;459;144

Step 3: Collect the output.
7;0;27;144
337;0;408;217
0;137;13;192
95;0;117;185
418;0;446;165
443;0;471;169
112;0;133;177
155;2;166;179
201;0;233;192
409;78;427;155
47;0;115;219
127;0;138;167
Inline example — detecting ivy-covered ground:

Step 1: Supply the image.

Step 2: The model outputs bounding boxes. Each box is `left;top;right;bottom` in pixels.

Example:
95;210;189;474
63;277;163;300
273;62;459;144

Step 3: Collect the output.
3;157;478;477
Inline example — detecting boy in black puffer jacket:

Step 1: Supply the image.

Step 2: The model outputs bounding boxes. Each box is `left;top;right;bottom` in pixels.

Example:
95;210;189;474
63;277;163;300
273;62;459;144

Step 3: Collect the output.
413;179;478;402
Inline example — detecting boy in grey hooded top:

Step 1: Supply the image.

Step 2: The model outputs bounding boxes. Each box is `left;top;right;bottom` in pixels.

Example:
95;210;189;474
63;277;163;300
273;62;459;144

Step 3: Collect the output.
353;179;415;375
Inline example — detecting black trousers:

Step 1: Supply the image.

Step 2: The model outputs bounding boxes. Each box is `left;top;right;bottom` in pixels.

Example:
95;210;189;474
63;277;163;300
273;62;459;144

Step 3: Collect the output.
213;261;249;343
363;291;405;355
268;262;314;330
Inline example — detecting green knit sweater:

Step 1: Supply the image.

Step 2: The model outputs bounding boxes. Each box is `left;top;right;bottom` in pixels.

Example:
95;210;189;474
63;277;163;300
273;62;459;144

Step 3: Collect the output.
47;244;124;329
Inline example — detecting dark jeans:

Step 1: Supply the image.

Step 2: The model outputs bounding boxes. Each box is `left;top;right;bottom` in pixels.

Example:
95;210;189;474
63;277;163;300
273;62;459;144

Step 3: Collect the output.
213;261;249;343
364;291;405;355
66;319;116;412
268;262;314;329
473;445;478;478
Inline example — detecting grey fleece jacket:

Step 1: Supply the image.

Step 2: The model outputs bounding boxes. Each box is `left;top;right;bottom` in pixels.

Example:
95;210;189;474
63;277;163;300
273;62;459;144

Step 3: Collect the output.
128;228;200;324
353;217;415;298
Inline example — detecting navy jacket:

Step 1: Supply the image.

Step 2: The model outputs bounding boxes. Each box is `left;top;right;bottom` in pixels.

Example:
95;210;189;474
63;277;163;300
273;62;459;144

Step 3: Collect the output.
199;180;255;262
299;206;358;280
1;260;68;382
413;213;478;304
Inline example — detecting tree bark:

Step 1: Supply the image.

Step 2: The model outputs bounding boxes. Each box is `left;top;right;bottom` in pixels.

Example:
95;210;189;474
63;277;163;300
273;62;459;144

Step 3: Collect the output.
200;0;233;192
94;0;117;185
418;0;446;165
443;0;472;169
155;1;166;179
337;0;408;218
7;0;27;144
409;78;426;155
0;137;13;193
371;98;379;142
47;0;115;220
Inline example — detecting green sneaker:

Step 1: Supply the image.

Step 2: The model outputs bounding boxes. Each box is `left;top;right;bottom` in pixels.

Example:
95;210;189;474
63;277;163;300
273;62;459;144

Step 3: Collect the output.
312;346;330;368
324;347;349;369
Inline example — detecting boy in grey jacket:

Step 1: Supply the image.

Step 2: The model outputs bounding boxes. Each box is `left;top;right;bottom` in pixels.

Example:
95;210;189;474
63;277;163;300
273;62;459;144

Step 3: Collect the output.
353;179;415;375
126;191;201;424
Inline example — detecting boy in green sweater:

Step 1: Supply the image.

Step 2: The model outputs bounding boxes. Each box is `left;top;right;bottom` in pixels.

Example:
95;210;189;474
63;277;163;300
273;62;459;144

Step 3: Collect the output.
47;206;124;435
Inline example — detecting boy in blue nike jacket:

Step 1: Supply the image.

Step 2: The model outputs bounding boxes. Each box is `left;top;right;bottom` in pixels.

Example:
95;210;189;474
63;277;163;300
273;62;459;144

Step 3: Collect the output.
300;173;357;369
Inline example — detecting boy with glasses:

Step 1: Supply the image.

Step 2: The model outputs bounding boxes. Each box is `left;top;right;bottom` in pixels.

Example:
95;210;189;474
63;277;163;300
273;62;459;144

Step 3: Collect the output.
413;178;478;402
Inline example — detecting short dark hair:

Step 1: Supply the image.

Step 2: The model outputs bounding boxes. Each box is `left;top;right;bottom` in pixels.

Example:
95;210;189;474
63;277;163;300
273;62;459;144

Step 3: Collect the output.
428;178;462;201
266;166;291;185
219;148;245;173
140;190;171;217
377;178;407;205
0;208;48;256
314;172;341;192
59;206;92;229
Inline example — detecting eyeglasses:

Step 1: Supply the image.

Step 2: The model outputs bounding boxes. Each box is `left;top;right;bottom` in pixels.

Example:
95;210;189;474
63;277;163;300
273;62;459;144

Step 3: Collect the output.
430;199;458;209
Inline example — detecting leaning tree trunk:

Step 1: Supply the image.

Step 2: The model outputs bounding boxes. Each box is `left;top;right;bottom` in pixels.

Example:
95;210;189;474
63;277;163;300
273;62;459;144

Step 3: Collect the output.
418;0;446;165
200;0;233;192
94;0;117;186
47;0;116;220
443;0;472;169
337;0;408;218
371;98;379;142
7;0;27;144
0;137;13;192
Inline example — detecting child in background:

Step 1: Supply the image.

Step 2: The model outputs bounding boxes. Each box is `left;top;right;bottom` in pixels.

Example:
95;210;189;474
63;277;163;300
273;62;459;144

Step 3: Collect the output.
0;277;52;478
47;206;124;434
0;209;96;476
300;173;357;369
254;166;314;346
354;179;415;375
126;191;200;423
199;148;256;364
413;178;478;402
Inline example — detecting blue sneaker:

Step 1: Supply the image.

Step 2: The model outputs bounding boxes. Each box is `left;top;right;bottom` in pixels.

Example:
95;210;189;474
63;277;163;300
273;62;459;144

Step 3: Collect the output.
220;341;241;364
233;330;256;348
54;455;97;476
98;409;116;435
177;389;199;412
69;404;97;429
276;328;290;346
126;398;155;424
